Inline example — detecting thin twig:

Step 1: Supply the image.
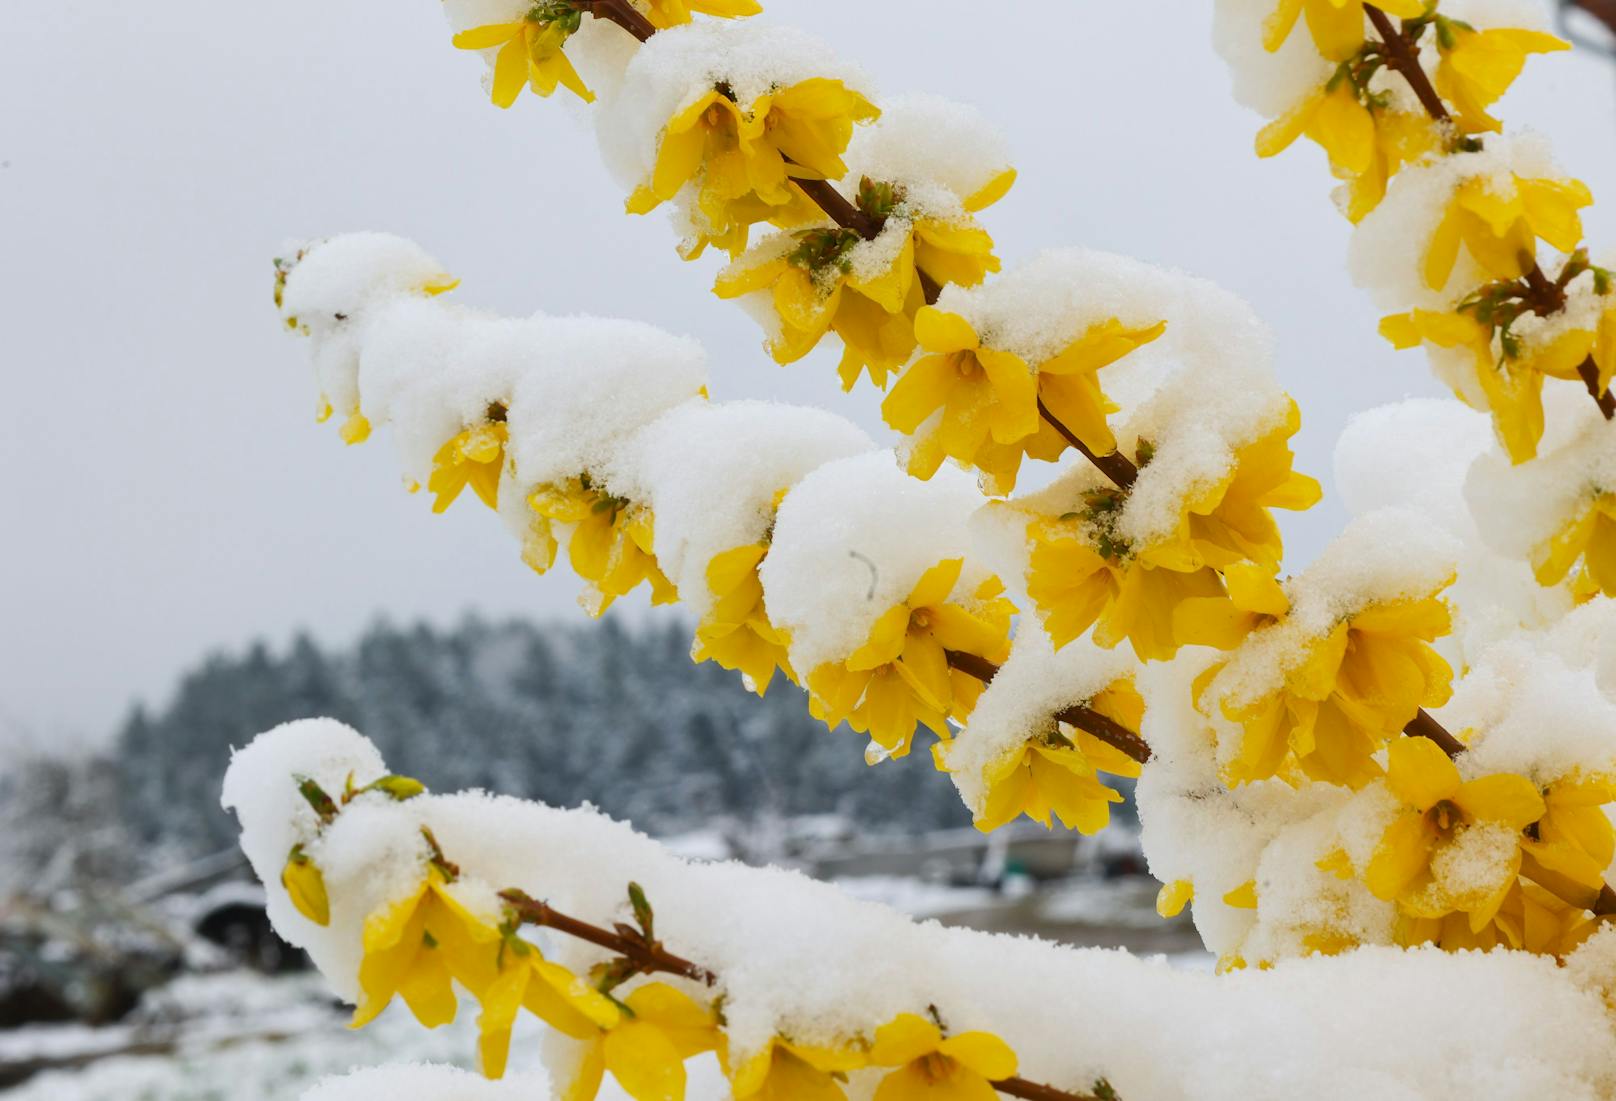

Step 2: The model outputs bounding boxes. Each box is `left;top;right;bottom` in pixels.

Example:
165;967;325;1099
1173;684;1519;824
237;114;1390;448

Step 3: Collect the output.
1036;397;1139;491
945;650;1152;764
1404;708;1466;758
500;889;718;985
1577;357;1616;420
1363;6;1449;121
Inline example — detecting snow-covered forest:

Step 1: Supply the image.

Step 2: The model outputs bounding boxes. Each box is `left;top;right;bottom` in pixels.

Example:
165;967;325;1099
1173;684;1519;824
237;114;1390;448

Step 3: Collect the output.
5;616;974;891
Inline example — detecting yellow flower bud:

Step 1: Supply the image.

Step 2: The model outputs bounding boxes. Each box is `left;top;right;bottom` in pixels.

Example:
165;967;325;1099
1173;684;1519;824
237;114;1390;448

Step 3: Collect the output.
282;846;330;926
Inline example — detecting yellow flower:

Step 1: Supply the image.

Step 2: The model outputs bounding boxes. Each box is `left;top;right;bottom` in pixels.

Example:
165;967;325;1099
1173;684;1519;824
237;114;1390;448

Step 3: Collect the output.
1023;412;1317;661
1434;23;1568;134
1423;172;1592;292
807;560;1014;759
1212;585;1454;788
1363;738;1545;927
563;983;721;1101
1173;561;1292;652
1524;774;1616;894
1533;494;1616;597
692;543;796;696
1026;514;1225;663
453;13;594;107
476;940;622;1079
527;478;679;617
883;309;1164;495
1256;82;1437;223
970;677;1145;834
728;1036;868;1101
428;420;508;514
715;213;1001;392
281;846;330;926
629;81;879;257
352;866;502;1029
869;1013;1017;1101
643;0;762;31
1380;308;1549;463
1155;399;1321;572
1262;0;1426;61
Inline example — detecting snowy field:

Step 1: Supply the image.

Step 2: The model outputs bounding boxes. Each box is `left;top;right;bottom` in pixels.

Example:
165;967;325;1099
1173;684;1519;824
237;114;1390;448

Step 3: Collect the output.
1;875;1204;1099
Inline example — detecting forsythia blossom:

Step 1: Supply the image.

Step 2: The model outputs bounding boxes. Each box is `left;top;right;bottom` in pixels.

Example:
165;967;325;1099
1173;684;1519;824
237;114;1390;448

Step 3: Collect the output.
1201;579;1455;788
868;1013;1017;1101
1020;404;1319;661
628;80;879;258
429;419;509;513
883;308;1164;495
1360;738;1545;932
807;559;1013;760
965;677;1145;835
692;542;796;696
526;478;678;616
453;7;595;107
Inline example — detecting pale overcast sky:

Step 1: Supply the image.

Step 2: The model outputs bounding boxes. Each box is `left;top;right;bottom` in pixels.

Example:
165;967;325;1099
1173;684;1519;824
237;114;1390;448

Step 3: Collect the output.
3;0;1614;744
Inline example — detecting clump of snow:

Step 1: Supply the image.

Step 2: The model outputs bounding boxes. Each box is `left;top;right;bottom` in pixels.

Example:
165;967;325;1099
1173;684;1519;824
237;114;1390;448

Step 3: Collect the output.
221;719;391;1000
760;452;989;673
500;316;708;492
1442;614;1616;783
233;723;1616;1100
1336;399;1570;662
596;20;871;190
1241;802;1397;965
277;233;459;419
1211;0;1336;119
943;631;1140;817
838;94;1014;219
1349;133;1568;310
602;400;874;617
1467;411;1616;562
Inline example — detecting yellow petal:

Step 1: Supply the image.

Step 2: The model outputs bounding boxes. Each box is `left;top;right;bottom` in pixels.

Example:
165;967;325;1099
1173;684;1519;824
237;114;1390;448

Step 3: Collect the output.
1387;736;1462;810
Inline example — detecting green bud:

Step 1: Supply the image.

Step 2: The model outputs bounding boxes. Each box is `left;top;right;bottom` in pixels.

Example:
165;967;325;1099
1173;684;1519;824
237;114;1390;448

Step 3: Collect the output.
628;881;655;939
365;775;427;801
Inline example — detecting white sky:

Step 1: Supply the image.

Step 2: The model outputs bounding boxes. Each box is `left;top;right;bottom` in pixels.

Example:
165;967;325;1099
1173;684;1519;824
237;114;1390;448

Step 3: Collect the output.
4;0;1615;744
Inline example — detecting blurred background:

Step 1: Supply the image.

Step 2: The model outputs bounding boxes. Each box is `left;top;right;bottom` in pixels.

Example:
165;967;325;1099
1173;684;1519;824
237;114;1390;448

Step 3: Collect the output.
5;0;1616;1096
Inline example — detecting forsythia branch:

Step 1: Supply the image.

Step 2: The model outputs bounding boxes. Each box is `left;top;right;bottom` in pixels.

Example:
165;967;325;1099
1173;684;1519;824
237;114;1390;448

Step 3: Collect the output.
1365;3;1615;422
497;891;1116;1100
566;0;1139;491
945;650;1153;764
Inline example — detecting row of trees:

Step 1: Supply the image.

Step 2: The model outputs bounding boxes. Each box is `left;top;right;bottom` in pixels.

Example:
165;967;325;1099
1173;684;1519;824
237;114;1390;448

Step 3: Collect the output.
111;616;972;869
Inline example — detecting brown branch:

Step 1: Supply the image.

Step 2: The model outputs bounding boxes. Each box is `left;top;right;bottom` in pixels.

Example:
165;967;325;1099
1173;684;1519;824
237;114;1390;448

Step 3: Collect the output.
500;889;718;985
1036;397;1139;491
945;651;1153;764
1578;356;1616;420
573;0;656;42
1572;0;1616;37
1363;6;1449;121
995;1076;1112;1101
1404;708;1466;758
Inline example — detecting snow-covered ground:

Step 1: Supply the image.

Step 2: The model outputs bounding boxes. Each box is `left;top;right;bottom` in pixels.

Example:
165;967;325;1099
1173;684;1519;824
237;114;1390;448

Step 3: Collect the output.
1;875;1204;1098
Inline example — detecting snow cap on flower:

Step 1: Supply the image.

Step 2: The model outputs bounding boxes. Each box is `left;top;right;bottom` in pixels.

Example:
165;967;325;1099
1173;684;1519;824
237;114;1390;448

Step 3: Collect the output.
760;451;988;675
602;400;873;618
